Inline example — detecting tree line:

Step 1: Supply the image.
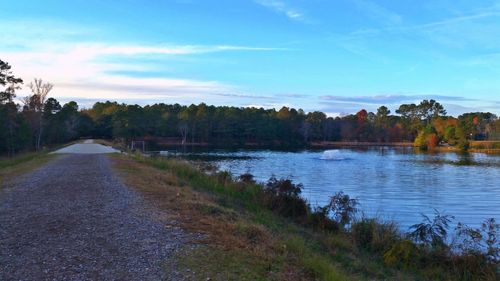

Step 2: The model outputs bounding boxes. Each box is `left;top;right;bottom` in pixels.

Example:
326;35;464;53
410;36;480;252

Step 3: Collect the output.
1;59;499;155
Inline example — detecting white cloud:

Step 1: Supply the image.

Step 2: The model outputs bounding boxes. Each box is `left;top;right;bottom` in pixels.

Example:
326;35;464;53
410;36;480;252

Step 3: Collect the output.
254;0;305;21
0;17;289;106
2;42;284;105
245;102;293;109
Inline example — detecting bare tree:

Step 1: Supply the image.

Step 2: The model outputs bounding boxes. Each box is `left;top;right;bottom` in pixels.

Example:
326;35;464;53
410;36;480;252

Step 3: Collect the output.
178;122;189;145
22;78;53;151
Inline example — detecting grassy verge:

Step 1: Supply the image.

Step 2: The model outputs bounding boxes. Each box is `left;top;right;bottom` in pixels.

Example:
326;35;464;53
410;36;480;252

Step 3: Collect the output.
420;140;500;154
93;139;126;151
111;154;421;281
469;141;500;154
0;152;56;187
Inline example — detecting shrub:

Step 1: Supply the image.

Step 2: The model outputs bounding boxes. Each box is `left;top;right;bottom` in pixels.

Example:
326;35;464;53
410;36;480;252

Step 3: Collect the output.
383;240;419;269
371;221;400;253
482;218;499;262
309;206;339;232
408;209;454;249
263;177;309;219
414;130;428;149
352;219;400;253
324;191;359;229
450;219;499;281
456;138;470;151
238;173;256;184
265;176;302;197
451;253;495;281
352;219;374;249
456;218;500;262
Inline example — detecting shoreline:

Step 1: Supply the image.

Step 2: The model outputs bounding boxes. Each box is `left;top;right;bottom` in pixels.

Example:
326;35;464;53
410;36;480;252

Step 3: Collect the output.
114;153;499;280
309;141;414;147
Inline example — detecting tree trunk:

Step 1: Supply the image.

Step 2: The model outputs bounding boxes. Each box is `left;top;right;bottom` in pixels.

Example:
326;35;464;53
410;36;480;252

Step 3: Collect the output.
36;117;43;151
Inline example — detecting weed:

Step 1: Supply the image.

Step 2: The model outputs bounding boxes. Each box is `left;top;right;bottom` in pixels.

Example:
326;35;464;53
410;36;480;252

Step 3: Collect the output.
238;173;256;184
324;191;359;229
408;209;454;249
383;240;419;269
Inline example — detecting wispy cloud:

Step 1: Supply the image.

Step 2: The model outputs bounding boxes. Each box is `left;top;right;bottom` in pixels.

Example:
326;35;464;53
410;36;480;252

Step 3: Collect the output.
3;40;284;105
254;0;305;21
349;0;402;25
94;44;287;56
318;94;500;116
336;3;500;66
320;94;476;104
0;18;289;106
350;4;500;42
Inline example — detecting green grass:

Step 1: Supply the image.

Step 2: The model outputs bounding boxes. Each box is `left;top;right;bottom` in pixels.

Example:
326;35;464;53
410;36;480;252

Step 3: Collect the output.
135;155;263;209
171;245;274;281
0;152;56;187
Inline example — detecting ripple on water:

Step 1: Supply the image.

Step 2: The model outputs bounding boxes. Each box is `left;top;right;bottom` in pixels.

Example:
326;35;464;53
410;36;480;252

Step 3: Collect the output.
212;148;500;230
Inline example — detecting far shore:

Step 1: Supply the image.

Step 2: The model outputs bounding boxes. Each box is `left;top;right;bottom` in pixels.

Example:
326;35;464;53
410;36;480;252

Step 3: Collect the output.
120;137;500;154
309;141;414;147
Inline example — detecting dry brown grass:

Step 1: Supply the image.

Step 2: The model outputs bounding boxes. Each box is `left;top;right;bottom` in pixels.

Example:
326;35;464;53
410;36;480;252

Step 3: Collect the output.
110;155;416;281
112;155;273;250
110;155;310;280
470;141;500;154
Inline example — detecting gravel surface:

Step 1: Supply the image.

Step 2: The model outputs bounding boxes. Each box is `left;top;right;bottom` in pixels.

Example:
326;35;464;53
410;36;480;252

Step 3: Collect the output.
0;154;188;280
52;141;120;154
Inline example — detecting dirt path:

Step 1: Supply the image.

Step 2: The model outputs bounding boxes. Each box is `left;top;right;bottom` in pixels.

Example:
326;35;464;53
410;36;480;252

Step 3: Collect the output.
0;153;187;280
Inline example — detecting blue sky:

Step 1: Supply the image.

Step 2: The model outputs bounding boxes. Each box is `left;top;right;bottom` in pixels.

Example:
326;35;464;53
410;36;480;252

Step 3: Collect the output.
1;0;499;116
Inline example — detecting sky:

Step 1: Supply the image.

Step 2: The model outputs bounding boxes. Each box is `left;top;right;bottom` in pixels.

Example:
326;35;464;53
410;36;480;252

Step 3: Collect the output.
1;0;500;116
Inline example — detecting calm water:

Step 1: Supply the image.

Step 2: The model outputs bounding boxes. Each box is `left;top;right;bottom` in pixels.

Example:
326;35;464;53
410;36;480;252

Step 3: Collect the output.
197;147;500;230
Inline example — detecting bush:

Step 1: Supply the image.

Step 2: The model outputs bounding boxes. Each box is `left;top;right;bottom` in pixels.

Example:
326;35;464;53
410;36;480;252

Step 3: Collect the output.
309;206;339;232
383;240;419;269
456;138;470;151
408;209;454;249
238;173;256;184
352;219;374;249
371;221;400;253
263;177;309;219
352;219;400;252
451;252;496;281
414;130;428;149
455;218;499;263
324;191;359;229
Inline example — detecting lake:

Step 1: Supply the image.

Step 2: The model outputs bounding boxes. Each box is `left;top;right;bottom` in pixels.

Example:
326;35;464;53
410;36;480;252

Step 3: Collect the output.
189;147;500;231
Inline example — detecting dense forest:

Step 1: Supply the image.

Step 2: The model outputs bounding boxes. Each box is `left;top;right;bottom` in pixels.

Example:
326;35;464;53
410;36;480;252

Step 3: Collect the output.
1;59;500;155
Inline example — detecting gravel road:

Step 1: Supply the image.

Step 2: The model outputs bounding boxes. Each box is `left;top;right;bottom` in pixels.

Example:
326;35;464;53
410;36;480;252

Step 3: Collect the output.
0;153;188;280
52;140;120;154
